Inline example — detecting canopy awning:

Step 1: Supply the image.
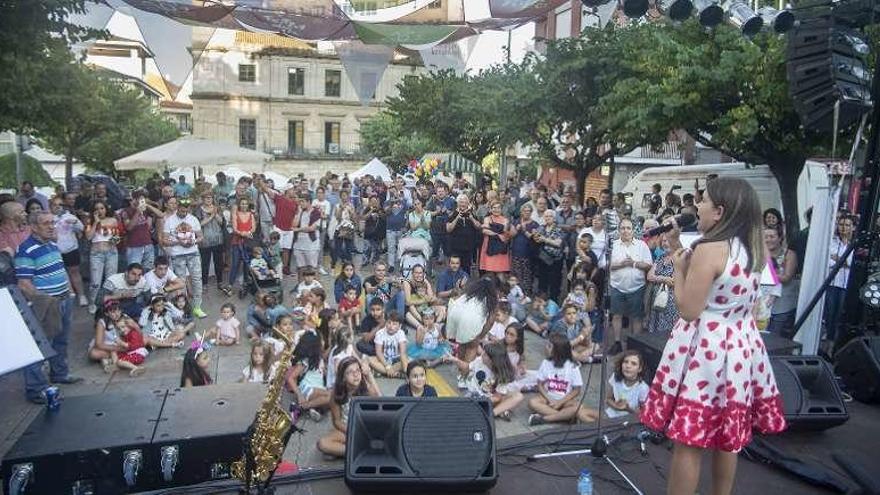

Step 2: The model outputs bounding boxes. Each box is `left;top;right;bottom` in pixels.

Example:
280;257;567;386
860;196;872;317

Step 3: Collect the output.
114;136;271;172
421;153;481;175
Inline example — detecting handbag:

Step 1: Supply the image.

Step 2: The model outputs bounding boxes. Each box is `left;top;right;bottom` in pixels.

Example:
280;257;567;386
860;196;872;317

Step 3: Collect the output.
653;285;669;309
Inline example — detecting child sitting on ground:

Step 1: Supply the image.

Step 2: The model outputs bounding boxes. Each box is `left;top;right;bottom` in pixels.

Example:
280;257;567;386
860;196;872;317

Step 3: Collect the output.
395;360;438;397
240;341;276;384
294;268;322;305
550;304;600;363
368;311;409;378
138;294;185;349
246;292;271;341
444;341;524;421
337;284;363;330
486;301;518;343
528;333;598;426
116;317;148;377
180;339;213;387
167;293;195;336
205;302;241;346
327;326;357;389
605;350;649;419
264;314;295;357
287;331;331;423
406;308;451;367
525;292;559;338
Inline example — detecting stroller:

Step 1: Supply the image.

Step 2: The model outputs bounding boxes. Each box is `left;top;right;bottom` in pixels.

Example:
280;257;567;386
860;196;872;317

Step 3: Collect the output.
238;242;283;303
399;244;429;279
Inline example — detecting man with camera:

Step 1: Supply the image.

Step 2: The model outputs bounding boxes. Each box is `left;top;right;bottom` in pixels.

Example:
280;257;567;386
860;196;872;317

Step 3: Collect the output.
445;194;482;273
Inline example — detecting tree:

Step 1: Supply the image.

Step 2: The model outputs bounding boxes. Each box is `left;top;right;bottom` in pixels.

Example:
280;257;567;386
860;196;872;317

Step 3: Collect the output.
360;111;437;172
79;99;179;177
386;70;500;164
32;53;178;184
0;0;101;131
599;20;828;232
480;27;638;202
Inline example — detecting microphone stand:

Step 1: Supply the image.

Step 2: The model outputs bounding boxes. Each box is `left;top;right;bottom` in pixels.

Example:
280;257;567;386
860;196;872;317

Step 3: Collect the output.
526;230;644;495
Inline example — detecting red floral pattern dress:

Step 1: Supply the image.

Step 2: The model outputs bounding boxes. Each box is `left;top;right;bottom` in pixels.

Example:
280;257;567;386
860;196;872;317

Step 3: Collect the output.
640;239;787;452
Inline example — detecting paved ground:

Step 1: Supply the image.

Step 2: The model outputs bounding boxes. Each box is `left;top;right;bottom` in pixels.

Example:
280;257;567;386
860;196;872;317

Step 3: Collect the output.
0;256;607;473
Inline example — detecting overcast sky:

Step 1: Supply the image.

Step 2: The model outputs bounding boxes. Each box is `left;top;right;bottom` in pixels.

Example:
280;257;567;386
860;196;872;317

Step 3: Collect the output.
74;0;535;88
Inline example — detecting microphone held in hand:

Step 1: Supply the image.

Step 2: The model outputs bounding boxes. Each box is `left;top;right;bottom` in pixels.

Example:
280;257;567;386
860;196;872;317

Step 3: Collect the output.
475;370;487;385
642;213;696;239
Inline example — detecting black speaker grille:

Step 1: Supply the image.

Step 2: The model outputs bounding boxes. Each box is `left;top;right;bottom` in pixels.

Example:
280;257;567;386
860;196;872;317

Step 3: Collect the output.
401;401;492;478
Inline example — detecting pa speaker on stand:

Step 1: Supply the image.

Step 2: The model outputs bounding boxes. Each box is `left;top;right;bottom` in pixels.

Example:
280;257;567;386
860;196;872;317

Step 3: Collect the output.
835;335;880;403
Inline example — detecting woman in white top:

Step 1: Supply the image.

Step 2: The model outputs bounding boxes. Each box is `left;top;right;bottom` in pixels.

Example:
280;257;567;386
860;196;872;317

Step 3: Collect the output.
608;217;653;354
85;200;120;315
51;197;87;306
825;214;854;341
579;213;609;269
446;277;499;363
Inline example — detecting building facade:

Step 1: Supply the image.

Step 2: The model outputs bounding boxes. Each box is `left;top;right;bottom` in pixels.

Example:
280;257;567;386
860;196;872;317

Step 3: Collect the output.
191;30;425;178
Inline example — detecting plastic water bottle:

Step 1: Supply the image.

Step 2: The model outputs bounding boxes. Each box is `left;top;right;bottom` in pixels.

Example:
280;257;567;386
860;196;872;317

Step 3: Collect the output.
577;468;593;495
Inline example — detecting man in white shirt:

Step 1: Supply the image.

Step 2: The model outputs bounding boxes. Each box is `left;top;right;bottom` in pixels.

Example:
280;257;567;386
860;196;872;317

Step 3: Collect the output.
312;186;332;275
161;199;207;318
144;255;185;296
608;217;653;354
102;263;150;318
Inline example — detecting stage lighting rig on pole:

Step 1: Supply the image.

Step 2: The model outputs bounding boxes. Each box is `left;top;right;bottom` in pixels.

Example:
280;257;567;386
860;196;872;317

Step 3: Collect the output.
657;0;695;21
727;0;765;36
693;0;725;27
758;6;797;33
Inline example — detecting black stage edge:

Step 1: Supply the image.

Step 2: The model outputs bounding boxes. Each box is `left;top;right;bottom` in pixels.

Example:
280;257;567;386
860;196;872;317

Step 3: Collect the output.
220;401;880;495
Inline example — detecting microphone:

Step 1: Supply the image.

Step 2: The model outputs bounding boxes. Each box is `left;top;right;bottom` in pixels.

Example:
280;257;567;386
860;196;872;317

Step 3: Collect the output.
637;430;651;456
642;213;696;239
475;370;487;385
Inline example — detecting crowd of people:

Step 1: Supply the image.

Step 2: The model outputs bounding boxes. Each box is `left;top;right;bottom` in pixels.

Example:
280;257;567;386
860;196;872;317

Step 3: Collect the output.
0;169;851;467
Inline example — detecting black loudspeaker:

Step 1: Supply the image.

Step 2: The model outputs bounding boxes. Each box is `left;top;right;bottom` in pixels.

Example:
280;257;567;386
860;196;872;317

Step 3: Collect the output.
150;384;266;487
771;356;849;431
344;397;497;493
1;384;266;494
1;389;167;495
835;336;880;403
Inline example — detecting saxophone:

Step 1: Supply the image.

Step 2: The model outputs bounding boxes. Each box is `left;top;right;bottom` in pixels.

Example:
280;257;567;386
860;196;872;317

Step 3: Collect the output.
231;328;294;485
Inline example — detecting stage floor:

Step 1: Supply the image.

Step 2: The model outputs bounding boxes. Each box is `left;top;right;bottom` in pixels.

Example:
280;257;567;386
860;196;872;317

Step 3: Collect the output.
210;400;880;495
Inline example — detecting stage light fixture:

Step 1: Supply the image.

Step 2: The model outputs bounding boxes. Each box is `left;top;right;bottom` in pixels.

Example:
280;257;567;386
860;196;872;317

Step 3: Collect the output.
657;0;694;21
859;279;880;309
693;0;723;27
758;6;796;33
786;11;873;132
622;0;650;19
727;1;764;36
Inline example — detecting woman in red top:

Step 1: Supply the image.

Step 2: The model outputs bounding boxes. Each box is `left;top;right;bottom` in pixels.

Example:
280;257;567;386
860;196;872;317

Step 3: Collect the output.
227;197;256;294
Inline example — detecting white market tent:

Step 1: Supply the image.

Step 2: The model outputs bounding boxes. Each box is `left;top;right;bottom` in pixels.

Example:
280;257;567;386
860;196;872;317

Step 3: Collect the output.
114;136;271;172
350;158;393;183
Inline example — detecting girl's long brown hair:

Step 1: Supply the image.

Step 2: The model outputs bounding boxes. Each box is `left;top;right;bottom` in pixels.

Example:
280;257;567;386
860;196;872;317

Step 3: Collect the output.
333;356;368;404
694;176;765;273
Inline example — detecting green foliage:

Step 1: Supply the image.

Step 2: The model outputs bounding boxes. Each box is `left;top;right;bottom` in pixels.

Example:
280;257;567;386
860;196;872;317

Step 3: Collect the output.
598;20;828;230
359;112;437;172
386;70;500;164
31;51;179;182
0;154;56;189
0;0;103;131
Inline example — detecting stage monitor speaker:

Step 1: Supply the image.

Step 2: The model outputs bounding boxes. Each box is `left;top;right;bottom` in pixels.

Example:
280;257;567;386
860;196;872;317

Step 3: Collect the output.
771;356;849;431
1;389;167;495
344;397;497;493
149;383;265;488
627;331;802;383
834;336;880;403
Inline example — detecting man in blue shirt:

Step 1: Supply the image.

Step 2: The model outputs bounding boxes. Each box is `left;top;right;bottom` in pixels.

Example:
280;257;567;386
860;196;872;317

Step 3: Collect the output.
427;182;456;263
435;255;469;304
15;210;81;404
173;175;193;197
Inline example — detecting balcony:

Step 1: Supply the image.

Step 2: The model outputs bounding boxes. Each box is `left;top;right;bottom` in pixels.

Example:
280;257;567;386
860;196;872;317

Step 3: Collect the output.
265;144;369;161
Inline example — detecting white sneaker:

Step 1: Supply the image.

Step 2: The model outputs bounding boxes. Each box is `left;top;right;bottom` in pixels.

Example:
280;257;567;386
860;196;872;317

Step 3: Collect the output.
88;304;97;315
318;266;328;276
78;295;89;307
308;408;323;422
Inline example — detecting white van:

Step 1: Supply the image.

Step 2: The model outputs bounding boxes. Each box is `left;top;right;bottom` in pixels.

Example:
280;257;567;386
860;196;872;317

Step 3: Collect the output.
621;161;829;227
